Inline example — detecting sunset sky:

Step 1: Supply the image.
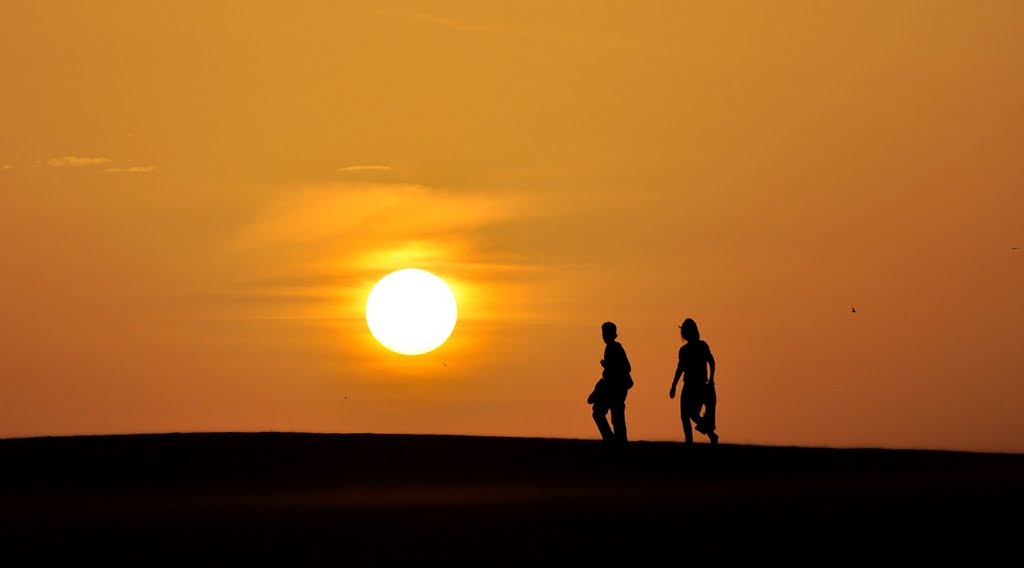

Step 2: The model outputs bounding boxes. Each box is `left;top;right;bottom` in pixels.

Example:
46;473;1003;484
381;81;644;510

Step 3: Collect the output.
2;1;1022;453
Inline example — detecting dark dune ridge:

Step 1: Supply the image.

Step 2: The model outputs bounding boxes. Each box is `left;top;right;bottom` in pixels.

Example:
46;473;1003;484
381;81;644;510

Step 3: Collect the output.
2;432;1021;565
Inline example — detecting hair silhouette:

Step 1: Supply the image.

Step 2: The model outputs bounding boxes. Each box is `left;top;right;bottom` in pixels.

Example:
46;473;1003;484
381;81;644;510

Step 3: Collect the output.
680;318;700;342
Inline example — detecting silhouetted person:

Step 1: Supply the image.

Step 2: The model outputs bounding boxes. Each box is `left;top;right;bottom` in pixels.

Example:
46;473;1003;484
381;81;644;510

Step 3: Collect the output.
669;318;717;446
591;321;633;453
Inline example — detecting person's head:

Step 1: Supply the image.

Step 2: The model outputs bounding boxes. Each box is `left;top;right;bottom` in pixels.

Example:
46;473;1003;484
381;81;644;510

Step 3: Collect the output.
679;318;700;343
601;321;617;343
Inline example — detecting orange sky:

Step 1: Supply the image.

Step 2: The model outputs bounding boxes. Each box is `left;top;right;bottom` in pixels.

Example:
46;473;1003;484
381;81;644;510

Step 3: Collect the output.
2;1;1023;453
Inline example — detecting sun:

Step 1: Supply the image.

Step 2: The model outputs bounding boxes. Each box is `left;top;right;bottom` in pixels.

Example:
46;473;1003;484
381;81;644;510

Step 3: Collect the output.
365;268;458;356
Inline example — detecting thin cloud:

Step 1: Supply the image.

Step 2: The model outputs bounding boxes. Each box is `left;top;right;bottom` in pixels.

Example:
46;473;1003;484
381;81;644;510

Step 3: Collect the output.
103;165;157;173
234;183;529;250
374;9;656;55
224;183;553;327
1;164;12;170
338;165;392;173
45;156;113;168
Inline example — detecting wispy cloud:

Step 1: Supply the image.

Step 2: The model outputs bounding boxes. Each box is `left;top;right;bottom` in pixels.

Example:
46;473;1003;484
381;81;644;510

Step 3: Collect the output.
221;182;554;335
234;183;528;252
45;156;113;168
1;164;12;170
338;165;392;173
103;165;156;173
374;10;656;55
208;181;564;353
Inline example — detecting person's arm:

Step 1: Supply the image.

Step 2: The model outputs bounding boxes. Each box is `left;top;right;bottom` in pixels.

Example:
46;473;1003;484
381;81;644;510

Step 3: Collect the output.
707;343;716;385
670;353;683;399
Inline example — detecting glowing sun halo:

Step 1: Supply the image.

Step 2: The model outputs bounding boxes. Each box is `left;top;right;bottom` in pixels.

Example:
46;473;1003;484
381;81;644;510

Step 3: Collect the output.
365;268;458;355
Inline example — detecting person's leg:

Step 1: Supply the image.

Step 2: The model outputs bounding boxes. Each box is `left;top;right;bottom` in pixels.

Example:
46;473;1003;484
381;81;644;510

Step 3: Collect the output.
679;389;694;444
592;400;614;443
610;394;627;447
692;382;708;435
704;383;717;432
693;411;707;434
704;382;718;445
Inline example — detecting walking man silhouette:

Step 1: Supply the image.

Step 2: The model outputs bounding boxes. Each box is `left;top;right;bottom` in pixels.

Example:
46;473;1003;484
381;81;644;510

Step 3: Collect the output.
669;318;718;446
591;321;633;453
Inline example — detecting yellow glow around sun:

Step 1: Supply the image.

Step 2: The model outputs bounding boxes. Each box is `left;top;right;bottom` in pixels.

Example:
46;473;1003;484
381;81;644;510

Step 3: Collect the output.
365;268;458;355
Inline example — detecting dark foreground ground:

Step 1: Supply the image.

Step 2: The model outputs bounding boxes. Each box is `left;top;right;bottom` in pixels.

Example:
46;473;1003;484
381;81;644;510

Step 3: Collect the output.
1;433;1022;565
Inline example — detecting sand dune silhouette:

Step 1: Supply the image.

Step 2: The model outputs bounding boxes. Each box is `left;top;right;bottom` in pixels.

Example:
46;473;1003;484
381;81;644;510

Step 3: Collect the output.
2;432;1021;564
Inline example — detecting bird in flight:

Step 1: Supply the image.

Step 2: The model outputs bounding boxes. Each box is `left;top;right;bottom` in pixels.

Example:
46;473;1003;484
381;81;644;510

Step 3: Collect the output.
1013;247;1020;252
851;307;857;314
